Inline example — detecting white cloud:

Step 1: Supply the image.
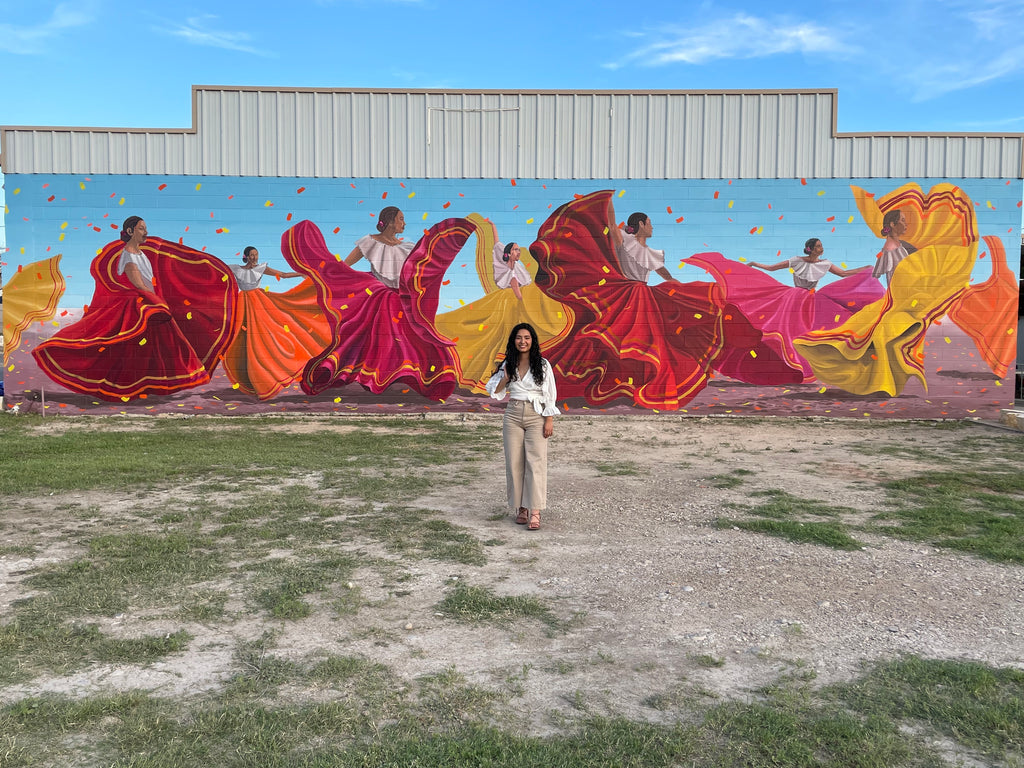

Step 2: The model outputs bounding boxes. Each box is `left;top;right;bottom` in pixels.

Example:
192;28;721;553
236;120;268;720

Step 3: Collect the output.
0;2;94;55
164;14;272;56
605;13;858;70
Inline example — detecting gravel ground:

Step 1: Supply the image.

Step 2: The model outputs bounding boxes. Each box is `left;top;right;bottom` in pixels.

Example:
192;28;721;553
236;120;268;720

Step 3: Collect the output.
1;416;1022;730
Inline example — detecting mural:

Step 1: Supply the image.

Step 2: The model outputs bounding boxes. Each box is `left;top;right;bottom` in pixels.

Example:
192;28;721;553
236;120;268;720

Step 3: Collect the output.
1;175;1020;418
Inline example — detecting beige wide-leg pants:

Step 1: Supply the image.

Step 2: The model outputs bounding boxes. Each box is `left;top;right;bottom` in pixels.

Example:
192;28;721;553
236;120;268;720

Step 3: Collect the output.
502;399;548;511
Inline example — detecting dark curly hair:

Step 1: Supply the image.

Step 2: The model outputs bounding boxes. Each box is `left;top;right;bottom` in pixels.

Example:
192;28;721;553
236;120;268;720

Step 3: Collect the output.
120;215;143;243
803;238;820;255
496;323;544;384
624;212;648;236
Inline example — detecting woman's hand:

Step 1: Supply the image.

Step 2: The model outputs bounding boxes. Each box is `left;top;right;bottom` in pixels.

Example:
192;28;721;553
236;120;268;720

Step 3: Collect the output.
543;417;554;439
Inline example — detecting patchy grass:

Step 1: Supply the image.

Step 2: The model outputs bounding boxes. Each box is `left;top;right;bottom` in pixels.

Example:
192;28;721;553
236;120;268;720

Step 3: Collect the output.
717;517;865;551
708;468;756;489
872;470;1024;563
436;583;563;632
593;460;642;476
830;655;1024;765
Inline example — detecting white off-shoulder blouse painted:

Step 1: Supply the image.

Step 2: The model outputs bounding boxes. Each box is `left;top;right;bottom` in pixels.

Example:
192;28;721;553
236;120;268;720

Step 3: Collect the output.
787;257;833;290
617;233;665;282
117;248;154;286
492;242;532;290
485;359;560;417
229;263;268;291
355;234;415;290
872;244;910;282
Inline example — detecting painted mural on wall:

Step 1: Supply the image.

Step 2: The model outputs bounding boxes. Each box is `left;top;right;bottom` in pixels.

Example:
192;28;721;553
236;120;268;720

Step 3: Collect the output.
2;176;1020;418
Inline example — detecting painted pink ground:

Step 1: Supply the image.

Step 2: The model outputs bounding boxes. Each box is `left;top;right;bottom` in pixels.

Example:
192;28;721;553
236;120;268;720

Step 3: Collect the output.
4;323;1015;419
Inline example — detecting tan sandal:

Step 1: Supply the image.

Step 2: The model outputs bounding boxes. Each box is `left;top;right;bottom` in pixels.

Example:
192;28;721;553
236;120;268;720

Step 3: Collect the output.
527;511;541;531
515;508;529;525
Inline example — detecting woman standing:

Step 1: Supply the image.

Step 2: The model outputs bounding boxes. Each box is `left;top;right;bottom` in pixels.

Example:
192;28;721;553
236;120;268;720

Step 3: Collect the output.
871;210;917;284
486;323;559;531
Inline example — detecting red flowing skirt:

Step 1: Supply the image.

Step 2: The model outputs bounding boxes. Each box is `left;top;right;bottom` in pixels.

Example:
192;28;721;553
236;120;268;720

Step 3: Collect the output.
281;218;477;401
32;237;237;401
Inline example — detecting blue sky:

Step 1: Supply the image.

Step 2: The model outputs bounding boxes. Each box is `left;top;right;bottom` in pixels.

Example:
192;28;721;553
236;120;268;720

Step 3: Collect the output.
1;0;1024;133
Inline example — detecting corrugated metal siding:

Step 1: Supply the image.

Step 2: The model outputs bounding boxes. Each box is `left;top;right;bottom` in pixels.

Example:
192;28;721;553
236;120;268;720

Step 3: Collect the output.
3;87;1022;178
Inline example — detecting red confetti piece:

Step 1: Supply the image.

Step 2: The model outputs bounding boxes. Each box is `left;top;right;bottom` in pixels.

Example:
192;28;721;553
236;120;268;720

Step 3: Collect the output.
158;183;167;190
510;179;517;186
333;227;341;234
442;280;450;285
513;205;519;210
749;226;758;234
350;183;356;188
286;213;293;221
297;187;306;194
713;191;719;199
675;216;684;223
666;206;673;214
228;194;234;199
826;216;835;222
443;201;451;209
47;195;55;202
382;191;388;199
800;178;807;185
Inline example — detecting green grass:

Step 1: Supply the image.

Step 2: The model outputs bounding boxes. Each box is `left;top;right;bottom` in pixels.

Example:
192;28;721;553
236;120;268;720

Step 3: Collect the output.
708;468;755;489
718;517;865;550
830;655;1024;764
593;460;642;476
0;418;497;495
872;469;1024;563
436;583;563;631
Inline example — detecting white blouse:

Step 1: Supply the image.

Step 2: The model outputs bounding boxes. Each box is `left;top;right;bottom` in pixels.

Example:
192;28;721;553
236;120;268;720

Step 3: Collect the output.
117;248;154;286
492;242;532;290
872;244;910;282
355;234;415;290
229;263;268;291
787;257;832;290
617;233;665;282
486;359;560;417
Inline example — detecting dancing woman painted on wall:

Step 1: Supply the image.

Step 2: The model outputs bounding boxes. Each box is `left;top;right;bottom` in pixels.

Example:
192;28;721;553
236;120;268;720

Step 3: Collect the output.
32;216;237;401
281;207;484;401
529;190;800;410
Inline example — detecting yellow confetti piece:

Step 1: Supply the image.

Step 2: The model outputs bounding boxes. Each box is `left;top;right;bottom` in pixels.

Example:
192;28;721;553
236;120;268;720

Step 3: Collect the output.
693;313;702;319
817;190;826;196
139;338;147;346
1008;328;1015;335
7;365;13;372
834;314;841;322
602;265;610;273
818;387;827;394
944;337;952;344
557;311;563;319
847;215;855;223
60;222;68;229
422;212;429;220
617;190;625;197
21;247;26;255
408;191;416;198
118;197;125;205
477;324;485;331
995;380;1003;386
458;299;465;306
222;275;229;282
58;233;65;241
598;278;606;286
334;397;342;403
339;305;348;310
910;299;918;307
122;397;130;402
526;218;534;224
749;350;757;358
283;324;290;333
79;182;86;190
430;365;436;372
186;312;193;320
195;183;202;190
12;188;20;194
264;200;273;207
365;287;373;295
232;383;240;389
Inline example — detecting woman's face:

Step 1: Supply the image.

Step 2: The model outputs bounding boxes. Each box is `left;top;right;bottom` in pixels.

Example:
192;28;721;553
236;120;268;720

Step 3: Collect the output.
894;211;908;236
514;328;533;353
506;244;521;266
641;217;653;237
809;241;823;258
130;220;148;243
390;211;406;234
244;249;259;266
